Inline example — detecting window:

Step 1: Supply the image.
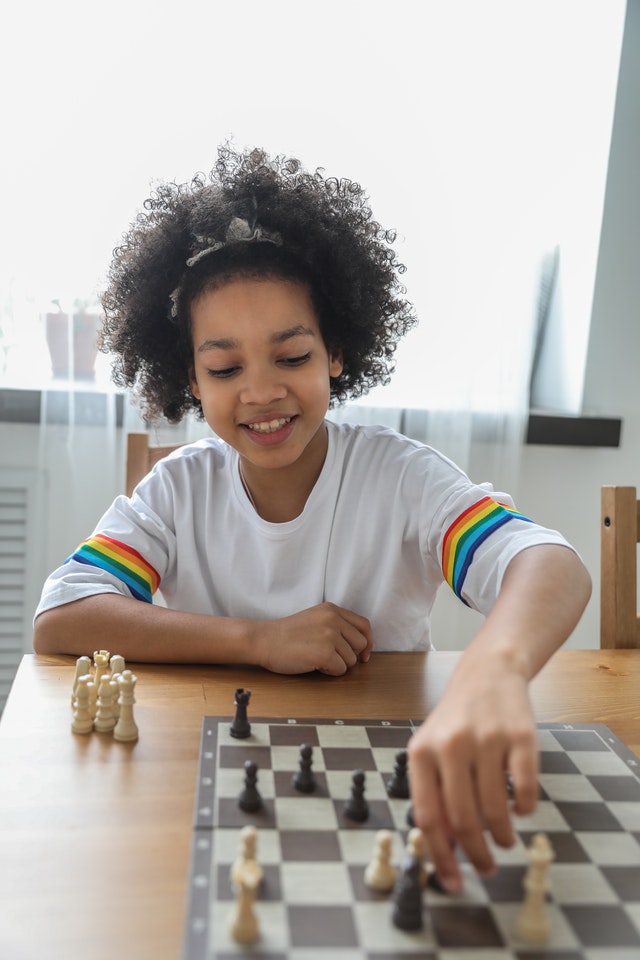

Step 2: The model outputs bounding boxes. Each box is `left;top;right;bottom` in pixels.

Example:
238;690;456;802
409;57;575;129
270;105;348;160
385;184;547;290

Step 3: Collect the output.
0;1;626;417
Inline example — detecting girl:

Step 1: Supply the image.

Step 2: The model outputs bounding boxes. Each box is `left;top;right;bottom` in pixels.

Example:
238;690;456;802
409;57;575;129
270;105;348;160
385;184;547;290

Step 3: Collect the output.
34;144;591;893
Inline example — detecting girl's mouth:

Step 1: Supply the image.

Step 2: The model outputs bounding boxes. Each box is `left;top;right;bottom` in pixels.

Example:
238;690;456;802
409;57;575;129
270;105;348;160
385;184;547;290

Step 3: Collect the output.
243;415;297;446
245;416;293;434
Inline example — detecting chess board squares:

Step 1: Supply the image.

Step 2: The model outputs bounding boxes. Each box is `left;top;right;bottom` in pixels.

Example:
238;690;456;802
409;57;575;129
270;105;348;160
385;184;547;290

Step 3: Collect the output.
219;743;273;771
538;773;608;803
212;899;289;955
363;725;413;750
550;863;621;904
555;801;624;832
551;729;611;752
566;749;639;778
315;725;375;748
491;901;583;953
600;865;640;901
561;904;640;948
267;724;321;747
512;800;577;834
609;803;640;831
575;830;640;866
351;901;437;954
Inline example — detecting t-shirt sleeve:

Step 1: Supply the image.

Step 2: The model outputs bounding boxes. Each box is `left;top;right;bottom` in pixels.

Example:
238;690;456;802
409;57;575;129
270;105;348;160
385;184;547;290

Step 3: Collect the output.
34;484;177;619
419;454;576;616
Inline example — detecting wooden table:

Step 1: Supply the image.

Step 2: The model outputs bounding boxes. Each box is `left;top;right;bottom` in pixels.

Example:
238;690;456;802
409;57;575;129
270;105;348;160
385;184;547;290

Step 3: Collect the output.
1;649;639;960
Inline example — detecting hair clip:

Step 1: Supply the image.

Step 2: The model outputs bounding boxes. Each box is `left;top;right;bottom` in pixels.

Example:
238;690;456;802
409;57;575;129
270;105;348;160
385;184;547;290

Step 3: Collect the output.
169;217;282;319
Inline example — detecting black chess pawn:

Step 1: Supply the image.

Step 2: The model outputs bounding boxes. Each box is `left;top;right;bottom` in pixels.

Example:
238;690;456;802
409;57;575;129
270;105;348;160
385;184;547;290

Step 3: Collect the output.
238;759;263;812
230;687;252;739
391;854;424;931
292;743;317;793
386;749;410;799
344;769;369;822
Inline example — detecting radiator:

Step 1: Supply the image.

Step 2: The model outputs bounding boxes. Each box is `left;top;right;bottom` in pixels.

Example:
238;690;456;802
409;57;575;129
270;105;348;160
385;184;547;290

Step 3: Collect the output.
0;468;39;715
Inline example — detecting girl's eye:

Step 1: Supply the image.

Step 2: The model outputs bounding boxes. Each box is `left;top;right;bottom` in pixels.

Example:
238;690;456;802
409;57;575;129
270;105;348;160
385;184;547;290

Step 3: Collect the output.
281;352;311;367
207;366;239;379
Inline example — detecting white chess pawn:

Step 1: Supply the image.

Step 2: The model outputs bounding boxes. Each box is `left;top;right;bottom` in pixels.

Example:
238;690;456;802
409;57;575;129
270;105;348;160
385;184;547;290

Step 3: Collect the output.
231;825;263;889
109;654;125;676
71;675;94;734
94;675;118;732
228;862;261;945
109;675;122;718
114;670;139;742
406;827;428;887
71;656;92;706
364;829;397;891
515;833;554;944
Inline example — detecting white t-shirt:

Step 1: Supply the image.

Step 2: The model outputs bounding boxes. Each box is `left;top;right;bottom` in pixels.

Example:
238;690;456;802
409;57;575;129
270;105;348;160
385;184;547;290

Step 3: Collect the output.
35;421;573;651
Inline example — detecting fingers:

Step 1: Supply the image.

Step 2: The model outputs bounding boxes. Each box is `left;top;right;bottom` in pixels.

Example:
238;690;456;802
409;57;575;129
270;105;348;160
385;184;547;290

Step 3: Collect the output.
409;734;496;890
408;743;463;892
409;725;539;888
335;606;373;662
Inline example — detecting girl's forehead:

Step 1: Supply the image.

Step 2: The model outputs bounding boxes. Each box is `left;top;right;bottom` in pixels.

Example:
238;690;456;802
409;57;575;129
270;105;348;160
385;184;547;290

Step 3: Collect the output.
192;276;321;333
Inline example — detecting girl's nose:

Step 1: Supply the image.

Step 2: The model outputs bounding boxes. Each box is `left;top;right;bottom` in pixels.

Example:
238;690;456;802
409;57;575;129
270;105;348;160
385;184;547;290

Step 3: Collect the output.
239;368;287;405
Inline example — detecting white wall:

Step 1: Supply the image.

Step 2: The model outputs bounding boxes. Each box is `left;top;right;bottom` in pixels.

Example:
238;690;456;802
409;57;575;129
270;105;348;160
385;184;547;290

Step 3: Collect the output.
5;1;639;656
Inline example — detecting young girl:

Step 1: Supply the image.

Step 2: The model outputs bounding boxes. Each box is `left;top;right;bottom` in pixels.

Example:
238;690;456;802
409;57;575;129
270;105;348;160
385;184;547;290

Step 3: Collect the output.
34;145;591;893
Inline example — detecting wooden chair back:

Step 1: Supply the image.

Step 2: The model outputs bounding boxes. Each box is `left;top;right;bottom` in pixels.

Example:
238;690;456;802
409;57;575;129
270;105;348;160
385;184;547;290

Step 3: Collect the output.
601;485;640;648
125;433;187;497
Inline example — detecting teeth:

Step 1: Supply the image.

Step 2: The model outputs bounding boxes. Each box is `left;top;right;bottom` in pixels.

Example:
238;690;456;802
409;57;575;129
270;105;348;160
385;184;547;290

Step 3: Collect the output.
247;417;292;434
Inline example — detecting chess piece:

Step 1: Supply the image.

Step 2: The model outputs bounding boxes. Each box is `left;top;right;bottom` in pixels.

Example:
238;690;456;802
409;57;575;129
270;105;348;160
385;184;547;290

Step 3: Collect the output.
93;650;111;693
71;656;92;705
230;688;252;739
344;769;369;822
94;675;118;732
71;675;94;734
386;749;410;799
113;670;139;742
292;744;316;793
228;862;261;944
391;854;424;931
406;827;428;887
514;833;554;944
231;825;263;888
238;760;263;812
109;654;126;676
364;829;396;891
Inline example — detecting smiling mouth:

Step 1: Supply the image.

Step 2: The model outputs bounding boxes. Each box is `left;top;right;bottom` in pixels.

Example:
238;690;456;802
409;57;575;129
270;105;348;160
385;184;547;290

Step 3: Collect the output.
245;416;294;434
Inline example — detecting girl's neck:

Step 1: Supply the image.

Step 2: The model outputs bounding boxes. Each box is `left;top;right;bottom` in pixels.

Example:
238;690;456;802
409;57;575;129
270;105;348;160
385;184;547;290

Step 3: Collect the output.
238;424;328;523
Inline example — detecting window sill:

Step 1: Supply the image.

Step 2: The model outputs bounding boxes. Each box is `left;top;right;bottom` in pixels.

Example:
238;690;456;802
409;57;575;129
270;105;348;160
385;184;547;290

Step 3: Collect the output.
0;389;621;446
0;388;124;427
526;412;621;447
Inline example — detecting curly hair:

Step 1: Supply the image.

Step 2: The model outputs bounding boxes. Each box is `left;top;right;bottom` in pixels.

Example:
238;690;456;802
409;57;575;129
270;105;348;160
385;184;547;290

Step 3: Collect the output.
99;144;418;422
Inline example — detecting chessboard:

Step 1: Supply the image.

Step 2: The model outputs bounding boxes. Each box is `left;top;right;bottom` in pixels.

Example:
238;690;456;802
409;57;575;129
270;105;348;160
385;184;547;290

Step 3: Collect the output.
184;712;640;959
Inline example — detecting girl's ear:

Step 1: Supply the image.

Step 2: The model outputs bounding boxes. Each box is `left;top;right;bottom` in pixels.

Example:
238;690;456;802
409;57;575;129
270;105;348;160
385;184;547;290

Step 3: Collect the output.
189;367;201;400
328;347;344;379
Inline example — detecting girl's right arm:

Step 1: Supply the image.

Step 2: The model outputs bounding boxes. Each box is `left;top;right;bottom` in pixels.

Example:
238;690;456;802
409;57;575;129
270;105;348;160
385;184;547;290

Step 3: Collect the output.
33;595;372;675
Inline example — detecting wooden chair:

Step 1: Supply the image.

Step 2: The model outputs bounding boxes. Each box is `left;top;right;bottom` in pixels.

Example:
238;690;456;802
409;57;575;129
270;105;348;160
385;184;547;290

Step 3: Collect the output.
601;485;640;648
125;433;187;497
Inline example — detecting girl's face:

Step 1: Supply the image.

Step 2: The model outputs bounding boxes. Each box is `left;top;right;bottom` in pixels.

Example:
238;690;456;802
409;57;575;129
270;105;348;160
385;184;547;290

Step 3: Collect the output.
189;276;343;478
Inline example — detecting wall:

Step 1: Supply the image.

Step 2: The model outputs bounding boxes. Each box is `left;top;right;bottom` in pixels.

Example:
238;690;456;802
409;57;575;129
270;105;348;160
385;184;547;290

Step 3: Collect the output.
4;1;639;658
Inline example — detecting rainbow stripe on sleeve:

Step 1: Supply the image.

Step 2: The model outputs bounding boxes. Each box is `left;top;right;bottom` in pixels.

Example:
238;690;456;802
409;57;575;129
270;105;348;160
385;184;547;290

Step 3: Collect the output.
442;496;532;602
67;534;160;604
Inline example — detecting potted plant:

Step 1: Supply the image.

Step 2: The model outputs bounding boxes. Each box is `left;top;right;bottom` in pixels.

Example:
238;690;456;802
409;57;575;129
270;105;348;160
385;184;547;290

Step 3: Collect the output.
45;298;101;380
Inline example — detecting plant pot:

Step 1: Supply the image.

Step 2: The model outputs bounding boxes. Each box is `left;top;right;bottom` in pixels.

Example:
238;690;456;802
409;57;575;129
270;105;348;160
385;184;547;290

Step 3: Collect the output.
45;310;100;380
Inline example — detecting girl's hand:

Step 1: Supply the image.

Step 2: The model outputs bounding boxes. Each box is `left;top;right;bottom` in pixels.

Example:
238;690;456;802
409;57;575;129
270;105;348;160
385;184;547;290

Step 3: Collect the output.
257;602;373;675
407;657;539;892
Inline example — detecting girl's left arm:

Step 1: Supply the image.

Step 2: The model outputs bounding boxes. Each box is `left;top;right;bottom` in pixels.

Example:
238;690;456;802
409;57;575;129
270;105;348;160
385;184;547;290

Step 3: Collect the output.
408;543;591;893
